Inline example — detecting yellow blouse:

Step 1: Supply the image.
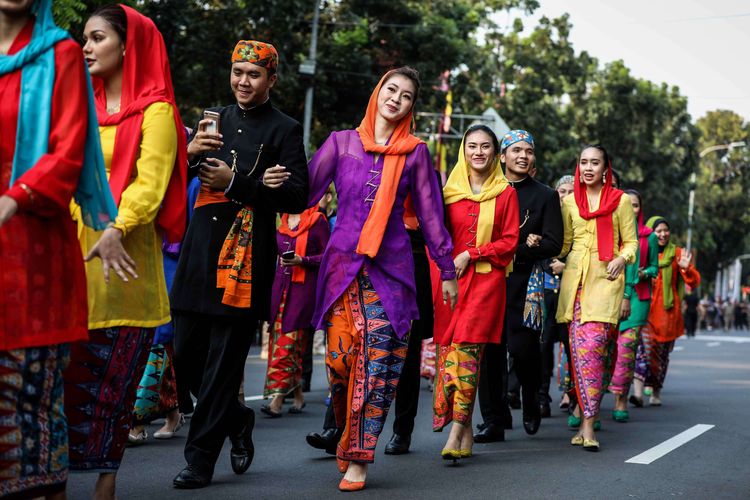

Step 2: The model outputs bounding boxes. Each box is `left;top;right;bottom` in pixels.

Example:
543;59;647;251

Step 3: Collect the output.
556;192;638;326
76;102;178;330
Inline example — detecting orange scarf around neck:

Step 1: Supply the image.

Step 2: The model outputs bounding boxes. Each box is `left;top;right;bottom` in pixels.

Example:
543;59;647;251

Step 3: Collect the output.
278;207;324;283
355;71;423;258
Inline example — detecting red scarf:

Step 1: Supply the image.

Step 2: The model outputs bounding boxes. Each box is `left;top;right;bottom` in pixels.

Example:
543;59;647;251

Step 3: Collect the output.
355;70;423;258
94;5;187;243
278;207;325;284
573;160;624;262
634;210;653;300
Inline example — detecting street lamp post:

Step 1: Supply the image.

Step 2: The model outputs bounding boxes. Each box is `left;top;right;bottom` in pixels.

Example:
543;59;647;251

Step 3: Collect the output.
300;0;321;157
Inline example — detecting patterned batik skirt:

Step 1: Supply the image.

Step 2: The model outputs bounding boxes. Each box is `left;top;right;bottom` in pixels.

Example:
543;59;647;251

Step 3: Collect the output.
433;343;484;431
64;327;153;472
568;288;615;418
132;343;178;425
634;322;674;390
325;269;408;464
264;291;309;397
0;344;70;499
420;338;437;379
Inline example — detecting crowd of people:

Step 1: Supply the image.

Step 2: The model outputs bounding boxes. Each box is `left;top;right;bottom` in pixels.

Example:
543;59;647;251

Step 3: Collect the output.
1;1;704;497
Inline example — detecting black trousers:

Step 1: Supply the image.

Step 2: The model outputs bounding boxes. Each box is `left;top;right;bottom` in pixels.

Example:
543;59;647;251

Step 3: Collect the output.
391;323;424;436
479;325;541;426
539;290;569;402
301;327;314;388
173;312;256;475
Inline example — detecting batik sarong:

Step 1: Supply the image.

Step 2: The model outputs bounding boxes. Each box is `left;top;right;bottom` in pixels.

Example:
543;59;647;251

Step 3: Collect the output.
64;327;153;472
326;270;408;464
433;343;483;431
132;343;178;425
634;323;673;390
568;289;614;418
264;292;308;397
0;345;69;499
608;326;640;395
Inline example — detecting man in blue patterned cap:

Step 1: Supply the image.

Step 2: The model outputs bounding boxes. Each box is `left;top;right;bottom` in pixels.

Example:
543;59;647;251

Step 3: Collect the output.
475;129;563;443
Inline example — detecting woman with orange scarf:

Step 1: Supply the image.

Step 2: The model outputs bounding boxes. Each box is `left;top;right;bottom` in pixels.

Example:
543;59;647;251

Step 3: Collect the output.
64;5;186;498
307;67;457;491
432;125;519;461
262;206;330;416
556;145;637;451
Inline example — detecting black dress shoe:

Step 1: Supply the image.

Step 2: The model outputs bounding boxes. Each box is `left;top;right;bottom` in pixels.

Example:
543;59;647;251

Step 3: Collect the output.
229;408;255;475
539;400;551;418
305;428;341;455
173;465;211;489
473;424;505;443
523;394;541;435
384;433;411;455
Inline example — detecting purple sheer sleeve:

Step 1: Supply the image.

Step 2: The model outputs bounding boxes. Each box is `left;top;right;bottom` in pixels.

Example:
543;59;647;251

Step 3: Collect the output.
301;217;330;268
307;132;339;207
409;144;456;280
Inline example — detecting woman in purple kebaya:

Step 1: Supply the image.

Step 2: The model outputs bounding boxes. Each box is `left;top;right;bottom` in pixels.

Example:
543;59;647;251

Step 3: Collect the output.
305;66;457;491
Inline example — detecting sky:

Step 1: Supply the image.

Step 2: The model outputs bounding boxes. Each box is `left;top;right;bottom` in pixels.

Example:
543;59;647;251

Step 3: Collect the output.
512;0;750;121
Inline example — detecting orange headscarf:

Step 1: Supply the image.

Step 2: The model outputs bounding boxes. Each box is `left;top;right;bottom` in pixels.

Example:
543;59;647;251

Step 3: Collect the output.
355;70;424;258
278;207;325;284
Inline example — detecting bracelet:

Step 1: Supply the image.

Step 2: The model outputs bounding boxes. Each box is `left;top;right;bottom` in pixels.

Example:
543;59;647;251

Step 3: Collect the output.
18;183;34;202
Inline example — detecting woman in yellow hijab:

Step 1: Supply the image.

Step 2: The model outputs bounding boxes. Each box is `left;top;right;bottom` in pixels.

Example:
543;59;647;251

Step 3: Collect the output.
432;125;520;461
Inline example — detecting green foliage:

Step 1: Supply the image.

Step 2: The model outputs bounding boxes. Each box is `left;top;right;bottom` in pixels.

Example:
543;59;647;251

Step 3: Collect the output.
47;0;750;281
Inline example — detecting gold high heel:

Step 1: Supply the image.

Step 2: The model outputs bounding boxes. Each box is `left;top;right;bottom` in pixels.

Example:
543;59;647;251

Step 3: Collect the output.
441;448;462;462
583;438;600;451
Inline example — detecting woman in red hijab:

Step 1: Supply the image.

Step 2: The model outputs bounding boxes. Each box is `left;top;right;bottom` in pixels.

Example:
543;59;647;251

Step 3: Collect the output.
556;145;637;451
63;5;186;498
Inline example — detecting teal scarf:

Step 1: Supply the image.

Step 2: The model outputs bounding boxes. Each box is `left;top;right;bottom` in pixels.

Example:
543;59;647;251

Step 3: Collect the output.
0;0;116;229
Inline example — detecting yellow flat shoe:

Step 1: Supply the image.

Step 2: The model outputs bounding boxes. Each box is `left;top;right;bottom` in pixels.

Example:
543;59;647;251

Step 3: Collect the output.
583;439;600;451
459;449;473;458
570;435;584;446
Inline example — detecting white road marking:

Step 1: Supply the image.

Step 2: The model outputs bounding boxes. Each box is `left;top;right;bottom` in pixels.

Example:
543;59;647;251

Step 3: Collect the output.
692;335;750;344
673;346;684;352
625;424;715;465
706;342;721;347
244;395;265;402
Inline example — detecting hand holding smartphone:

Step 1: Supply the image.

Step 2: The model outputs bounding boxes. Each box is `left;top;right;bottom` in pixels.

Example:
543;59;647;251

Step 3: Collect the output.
202;110;220;135
281;250;296;260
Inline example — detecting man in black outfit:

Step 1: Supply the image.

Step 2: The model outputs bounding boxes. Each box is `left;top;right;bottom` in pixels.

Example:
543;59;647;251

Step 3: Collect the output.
475;130;563;443
169;40;308;488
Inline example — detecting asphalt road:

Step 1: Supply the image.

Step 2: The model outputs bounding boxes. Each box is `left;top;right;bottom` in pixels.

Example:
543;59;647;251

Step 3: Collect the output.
68;329;750;499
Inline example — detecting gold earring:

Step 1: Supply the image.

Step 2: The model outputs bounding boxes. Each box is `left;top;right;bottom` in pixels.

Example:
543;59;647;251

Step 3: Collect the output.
602;172;607;183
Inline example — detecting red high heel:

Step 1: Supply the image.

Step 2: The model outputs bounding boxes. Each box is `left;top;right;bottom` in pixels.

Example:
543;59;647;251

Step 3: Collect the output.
338;478;366;492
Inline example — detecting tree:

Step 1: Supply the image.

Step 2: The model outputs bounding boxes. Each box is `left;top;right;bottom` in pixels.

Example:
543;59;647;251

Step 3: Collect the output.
693;110;750;284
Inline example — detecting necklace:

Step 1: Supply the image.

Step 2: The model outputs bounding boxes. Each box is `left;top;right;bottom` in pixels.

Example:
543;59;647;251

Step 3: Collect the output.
107;103;121;115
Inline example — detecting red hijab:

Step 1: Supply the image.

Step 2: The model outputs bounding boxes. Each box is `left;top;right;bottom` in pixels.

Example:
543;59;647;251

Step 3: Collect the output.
94;5;187;243
573;155;624;262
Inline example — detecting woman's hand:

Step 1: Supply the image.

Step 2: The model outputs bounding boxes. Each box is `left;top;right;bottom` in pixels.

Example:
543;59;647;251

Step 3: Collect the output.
550;258;565;275
280;255;303;267
678;250;693;270
606;256;626;281
620;298;631;320
453;250;471;278
84;227;138;283
0;195;18;229
198;158;233;190
442;279;458;310
263;165;290;189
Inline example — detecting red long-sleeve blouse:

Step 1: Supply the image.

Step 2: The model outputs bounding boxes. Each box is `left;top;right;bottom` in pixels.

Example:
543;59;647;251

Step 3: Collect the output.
432;187;520;345
0;21;90;350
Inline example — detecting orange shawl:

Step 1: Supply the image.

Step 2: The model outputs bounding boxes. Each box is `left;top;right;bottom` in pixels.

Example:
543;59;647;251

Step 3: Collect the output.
355;71;424;258
278;207;324;284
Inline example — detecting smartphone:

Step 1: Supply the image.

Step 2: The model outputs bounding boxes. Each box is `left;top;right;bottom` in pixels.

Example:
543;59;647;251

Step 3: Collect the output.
281;250;296;260
202;110;220;134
